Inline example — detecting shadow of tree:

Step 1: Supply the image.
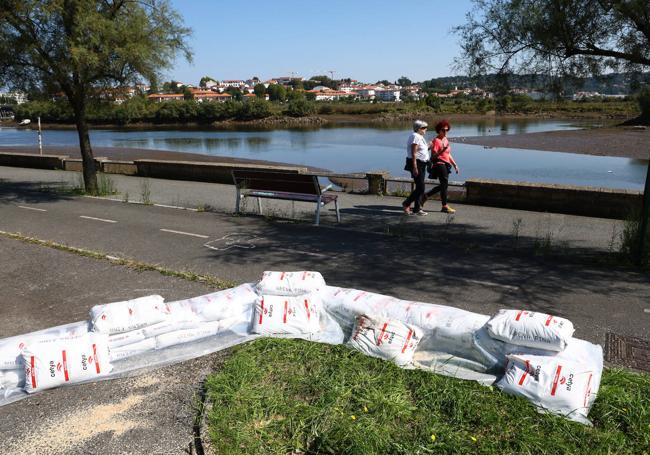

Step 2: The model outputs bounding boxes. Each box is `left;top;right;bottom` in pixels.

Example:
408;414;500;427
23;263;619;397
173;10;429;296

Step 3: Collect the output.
0;179;77;205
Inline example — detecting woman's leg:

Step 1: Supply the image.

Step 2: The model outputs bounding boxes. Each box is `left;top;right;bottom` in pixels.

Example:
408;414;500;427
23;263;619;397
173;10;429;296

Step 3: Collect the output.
438;169;449;206
403;160;427;211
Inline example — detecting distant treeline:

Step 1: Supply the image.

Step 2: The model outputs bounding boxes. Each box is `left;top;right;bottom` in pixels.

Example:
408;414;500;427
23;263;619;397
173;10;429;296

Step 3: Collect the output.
419;72;650;95
13;94;640;125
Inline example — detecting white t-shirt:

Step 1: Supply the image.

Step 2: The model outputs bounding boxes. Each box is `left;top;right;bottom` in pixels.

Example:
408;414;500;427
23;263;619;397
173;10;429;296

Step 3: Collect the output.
406;132;430;162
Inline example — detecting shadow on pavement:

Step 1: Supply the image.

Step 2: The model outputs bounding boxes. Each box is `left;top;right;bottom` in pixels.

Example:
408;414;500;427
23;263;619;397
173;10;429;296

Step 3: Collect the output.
0;179;76;204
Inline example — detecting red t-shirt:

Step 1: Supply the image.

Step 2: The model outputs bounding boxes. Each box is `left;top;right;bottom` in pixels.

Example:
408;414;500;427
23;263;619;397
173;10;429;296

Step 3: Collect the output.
432;137;451;164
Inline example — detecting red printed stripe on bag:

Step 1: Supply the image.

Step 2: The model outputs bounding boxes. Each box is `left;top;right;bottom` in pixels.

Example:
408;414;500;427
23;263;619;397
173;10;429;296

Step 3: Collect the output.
401;329;413;353
551;365;563;396
62;350;69;382
518;360;531;386
515;310;524;321
283;300;288;323
545;315;554;326
93;343;101;374
304;299;311;321
259;299;265;324
30;356;36;389
584;373;593;407
280;272;285;281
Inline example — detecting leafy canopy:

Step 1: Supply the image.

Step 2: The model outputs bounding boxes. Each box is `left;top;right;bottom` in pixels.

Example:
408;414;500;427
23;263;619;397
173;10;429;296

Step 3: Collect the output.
454;0;650;78
0;0;192;99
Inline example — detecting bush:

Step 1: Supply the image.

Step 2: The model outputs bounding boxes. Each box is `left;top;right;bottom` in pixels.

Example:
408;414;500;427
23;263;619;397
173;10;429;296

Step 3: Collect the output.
637;87;650;118
285;98;315;117
236;99;272;120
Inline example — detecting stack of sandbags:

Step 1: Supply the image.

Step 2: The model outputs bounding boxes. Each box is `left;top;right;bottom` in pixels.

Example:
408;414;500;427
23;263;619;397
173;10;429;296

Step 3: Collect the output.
95;286;259;361
474;309;602;424
252;272;324;337
322;286;493;373
0;321;90;397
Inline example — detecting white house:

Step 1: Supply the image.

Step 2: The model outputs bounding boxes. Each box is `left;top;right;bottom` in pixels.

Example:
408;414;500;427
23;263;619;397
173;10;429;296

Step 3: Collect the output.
375;89;401;102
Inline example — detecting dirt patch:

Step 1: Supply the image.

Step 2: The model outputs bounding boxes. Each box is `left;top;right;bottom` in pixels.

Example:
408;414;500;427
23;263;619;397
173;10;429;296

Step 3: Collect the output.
4;393;149;454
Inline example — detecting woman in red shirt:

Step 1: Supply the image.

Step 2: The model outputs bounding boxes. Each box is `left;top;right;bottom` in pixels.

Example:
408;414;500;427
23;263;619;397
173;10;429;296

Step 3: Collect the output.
423;120;459;213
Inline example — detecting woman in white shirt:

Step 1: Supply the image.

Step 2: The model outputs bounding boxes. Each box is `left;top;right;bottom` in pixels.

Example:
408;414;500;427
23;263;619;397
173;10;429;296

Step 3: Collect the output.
402;120;430;215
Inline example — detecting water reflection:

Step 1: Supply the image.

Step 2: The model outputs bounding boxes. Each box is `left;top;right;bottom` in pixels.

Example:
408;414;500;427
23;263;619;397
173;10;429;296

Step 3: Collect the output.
0;120;645;190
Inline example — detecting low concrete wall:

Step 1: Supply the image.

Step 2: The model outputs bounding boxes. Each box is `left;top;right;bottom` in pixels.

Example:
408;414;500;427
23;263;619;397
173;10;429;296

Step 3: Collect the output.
134;159;307;184
63;157;107;172
102;160;138;175
0;152;67;170
465;179;642;219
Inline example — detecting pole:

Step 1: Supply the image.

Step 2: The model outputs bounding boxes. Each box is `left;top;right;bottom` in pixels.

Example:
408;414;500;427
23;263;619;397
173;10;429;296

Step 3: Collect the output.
634;158;650;265
37;116;43;155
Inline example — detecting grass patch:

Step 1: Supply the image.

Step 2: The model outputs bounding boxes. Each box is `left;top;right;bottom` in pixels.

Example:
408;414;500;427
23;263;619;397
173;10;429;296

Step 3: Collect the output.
205;338;650;454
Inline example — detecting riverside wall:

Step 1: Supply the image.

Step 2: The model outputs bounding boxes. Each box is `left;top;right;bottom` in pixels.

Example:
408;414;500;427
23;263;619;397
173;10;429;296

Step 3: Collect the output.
0;151;642;220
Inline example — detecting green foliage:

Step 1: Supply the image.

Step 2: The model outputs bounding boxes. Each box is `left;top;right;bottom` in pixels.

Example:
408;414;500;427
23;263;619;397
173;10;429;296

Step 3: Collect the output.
638;87;650;118
397;76;412;86
266;84;287;102
425;94;442;111
455;0;650;78
206;339;650;454
253;83;266;98
237;99;272;120
285;98;315;117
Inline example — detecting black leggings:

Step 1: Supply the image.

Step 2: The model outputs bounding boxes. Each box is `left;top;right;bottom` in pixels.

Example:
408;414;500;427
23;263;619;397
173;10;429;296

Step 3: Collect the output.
403;159;427;211
426;162;450;205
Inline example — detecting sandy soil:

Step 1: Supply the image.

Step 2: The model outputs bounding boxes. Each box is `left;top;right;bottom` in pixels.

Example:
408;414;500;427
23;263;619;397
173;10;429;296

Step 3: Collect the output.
455;126;650;160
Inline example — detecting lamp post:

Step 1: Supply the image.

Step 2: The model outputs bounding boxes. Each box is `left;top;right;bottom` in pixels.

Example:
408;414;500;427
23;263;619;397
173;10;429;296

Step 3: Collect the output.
37;116;43;155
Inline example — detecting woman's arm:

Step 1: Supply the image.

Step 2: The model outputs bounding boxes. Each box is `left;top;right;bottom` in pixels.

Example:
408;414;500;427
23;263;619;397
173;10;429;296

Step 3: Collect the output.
411;143;419;175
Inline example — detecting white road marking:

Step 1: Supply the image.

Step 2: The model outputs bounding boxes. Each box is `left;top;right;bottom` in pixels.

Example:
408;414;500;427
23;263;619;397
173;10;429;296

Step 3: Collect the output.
80;215;117;223
283;248;331;258
204;233;260;251
160;228;209;239
461;278;519;291
17;205;47;212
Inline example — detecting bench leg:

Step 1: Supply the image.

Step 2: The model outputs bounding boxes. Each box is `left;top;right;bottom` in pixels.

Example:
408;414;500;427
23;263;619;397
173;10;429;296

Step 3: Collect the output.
257;197;263;215
335;199;341;223
315;196;321;226
235;187;241;213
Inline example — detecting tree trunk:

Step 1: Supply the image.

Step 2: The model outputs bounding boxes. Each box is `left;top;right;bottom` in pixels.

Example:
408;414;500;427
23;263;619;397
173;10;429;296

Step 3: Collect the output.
73;104;97;195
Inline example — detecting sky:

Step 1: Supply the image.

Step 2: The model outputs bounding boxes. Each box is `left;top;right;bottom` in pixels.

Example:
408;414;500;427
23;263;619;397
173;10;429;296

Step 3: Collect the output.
167;0;474;85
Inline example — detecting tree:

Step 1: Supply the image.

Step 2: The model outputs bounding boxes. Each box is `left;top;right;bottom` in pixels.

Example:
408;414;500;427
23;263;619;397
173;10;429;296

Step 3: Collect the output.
455;0;650;79
266;84;287;102
254;83;267;98
397;76;412;86
199;76;216;88
0;0;191;194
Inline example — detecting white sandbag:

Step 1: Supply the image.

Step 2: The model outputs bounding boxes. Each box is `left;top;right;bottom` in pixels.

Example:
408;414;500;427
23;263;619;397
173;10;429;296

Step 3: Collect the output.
22;333;111;393
486;309;575;351
142;320;200;338
108;338;157;362
187;283;257;322
0;321;89;369
347;315;423;366
90;295;167;334
155;321;222;350
108;330;146;349
252;294;321;336
497;353;599;424
256;271;326;296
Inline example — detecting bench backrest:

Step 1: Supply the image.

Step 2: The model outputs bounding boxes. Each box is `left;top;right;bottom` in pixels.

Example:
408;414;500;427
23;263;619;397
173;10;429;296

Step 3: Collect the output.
232;169;320;195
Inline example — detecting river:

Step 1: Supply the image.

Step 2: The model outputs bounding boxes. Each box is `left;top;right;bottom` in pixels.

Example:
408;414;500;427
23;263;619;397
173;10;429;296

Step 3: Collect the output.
0;119;646;190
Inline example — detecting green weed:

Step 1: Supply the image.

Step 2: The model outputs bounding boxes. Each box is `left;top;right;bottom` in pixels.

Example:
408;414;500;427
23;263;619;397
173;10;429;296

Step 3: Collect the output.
205;338;650;455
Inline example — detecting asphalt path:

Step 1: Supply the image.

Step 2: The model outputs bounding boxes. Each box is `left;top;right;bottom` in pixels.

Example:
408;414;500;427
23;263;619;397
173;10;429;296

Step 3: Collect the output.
1;169;650;453
1;185;648;346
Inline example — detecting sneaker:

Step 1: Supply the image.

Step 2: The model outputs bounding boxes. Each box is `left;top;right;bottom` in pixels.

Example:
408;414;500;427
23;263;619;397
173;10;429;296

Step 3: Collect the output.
441;206;456;214
415;210;428;216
